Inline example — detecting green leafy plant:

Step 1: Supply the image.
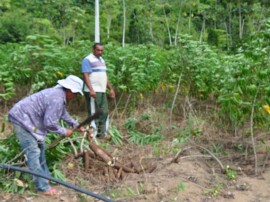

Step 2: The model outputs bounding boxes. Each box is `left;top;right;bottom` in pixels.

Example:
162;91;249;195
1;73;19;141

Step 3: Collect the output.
51;164;66;181
204;183;223;197
0;133;21;163
152;142;177;157
128;130;163;145
109;125;123;145
124;114;164;145
174;114;203;143
105;186;137;199
176;181;186;192
225;165;237;180
45;133;73;163
211;143;226;156
0;170;34;194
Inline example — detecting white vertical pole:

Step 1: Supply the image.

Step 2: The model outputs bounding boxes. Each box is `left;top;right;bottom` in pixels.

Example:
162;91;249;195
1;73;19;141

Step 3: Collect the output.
122;0;126;47
95;0;100;43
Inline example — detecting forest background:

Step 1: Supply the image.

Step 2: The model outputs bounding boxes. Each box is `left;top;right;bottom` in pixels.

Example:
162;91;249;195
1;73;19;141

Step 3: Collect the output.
0;0;270;201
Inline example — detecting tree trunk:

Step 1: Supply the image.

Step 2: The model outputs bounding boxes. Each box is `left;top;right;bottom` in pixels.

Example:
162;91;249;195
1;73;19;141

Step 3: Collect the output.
257;5;264;31
188;7;192;34
227;3;233;46
174;7;182;46
163;6;172;46
149;9;154;42
238;0;243;39
199;14;205;43
107;15;112;39
224;22;230;51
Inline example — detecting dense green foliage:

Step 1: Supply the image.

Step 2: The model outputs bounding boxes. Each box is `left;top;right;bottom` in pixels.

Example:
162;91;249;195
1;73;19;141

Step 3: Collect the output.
0;0;270;194
0;0;269;125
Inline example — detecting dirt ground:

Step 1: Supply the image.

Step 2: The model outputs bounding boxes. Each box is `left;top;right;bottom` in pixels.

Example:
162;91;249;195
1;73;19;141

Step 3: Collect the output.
1;134;270;202
1;98;270;202
1;159;270;202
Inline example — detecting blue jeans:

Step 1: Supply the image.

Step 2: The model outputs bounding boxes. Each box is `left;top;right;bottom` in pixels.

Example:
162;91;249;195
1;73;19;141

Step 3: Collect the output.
13;124;51;192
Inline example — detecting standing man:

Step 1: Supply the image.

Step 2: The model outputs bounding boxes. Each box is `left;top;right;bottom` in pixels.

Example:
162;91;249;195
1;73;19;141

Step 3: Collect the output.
8;75;84;195
81;43;115;138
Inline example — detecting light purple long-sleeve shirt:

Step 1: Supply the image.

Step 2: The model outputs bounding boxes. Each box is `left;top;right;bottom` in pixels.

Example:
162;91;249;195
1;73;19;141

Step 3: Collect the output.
8;87;79;142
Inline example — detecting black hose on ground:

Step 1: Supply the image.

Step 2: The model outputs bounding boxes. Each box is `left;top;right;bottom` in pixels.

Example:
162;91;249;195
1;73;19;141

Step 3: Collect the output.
0;164;114;202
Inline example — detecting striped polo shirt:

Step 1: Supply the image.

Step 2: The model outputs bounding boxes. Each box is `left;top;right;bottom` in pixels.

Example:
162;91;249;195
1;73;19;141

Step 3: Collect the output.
81;53;107;93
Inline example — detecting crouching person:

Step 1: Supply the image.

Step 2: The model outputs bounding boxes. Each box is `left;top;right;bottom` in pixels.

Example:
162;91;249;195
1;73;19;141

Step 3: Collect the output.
8;75;84;195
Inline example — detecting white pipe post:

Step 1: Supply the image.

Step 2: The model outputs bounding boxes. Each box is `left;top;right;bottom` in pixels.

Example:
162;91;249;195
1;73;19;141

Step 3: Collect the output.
95;0;100;43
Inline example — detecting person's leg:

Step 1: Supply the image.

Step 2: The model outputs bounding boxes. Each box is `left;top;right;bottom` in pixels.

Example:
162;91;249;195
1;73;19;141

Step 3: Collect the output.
84;92;98;137
39;143;50;177
13;124;51;192
84;91;91;116
95;93;108;137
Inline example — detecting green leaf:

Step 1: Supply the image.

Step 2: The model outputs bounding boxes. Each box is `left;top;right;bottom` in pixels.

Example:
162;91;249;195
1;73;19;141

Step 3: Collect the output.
1;122;5;133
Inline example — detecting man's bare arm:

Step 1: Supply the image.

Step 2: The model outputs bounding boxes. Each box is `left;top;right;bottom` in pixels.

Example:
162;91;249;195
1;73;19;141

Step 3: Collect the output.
83;72;96;98
107;79;115;98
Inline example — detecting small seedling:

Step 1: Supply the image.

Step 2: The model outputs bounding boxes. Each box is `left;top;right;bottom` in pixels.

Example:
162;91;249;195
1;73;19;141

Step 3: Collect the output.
225;165;237;180
204;183;223;197
176;181;186;192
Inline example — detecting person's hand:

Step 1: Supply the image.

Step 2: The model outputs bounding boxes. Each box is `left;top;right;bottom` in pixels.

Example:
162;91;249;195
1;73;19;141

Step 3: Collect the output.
65;128;74;137
76;127;85;132
110;89;115;99
89;90;96;98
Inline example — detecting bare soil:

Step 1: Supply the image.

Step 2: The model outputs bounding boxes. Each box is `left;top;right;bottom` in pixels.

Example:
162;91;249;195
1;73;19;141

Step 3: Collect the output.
1;98;270;202
1;129;270;202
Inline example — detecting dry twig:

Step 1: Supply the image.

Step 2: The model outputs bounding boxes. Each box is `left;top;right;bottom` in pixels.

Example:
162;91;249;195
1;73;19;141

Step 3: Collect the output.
250;90;258;175
261;150;270;173
171;145;225;173
169;73;182;127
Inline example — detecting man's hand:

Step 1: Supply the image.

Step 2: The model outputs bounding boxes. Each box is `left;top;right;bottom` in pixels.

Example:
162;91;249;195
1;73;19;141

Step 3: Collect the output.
90;90;96;98
110;89;115;99
66;127;85;137
76;127;85;132
65;128;74;137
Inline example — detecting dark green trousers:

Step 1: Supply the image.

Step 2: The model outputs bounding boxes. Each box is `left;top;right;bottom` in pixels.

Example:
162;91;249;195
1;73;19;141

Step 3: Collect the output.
84;92;108;137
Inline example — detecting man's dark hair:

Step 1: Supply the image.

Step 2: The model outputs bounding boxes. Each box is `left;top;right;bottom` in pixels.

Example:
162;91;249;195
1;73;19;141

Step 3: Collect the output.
93;43;103;50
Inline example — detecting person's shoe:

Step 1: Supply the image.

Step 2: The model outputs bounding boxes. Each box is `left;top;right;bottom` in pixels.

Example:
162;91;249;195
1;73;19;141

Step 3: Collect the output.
97;133;111;141
41;188;60;196
103;134;112;141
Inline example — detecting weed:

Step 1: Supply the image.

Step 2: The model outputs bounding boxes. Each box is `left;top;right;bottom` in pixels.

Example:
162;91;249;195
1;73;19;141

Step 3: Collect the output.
176;181;186;192
225;165;237;180
98;142;109;149
124;117;137;131
76;177;89;188
153;144;161;156
138;182;145;194
0;133;21;163
174;113;204;143
127;187;136;195
172;146;180;154
234;143;244;152
78;194;89;202
106;186;137;199
211;143;226;155
170;181;186;195
51;164;66;181
203;183;223;197
0;171;34;193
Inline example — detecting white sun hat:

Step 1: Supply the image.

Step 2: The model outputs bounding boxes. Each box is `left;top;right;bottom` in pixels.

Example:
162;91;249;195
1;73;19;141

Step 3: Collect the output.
56;75;84;95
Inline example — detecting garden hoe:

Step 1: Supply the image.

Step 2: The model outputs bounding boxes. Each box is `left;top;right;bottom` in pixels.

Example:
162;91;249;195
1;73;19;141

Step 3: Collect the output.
48;109;102;149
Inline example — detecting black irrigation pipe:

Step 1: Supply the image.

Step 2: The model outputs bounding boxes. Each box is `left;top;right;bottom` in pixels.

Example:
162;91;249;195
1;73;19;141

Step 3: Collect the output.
0;164;115;202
